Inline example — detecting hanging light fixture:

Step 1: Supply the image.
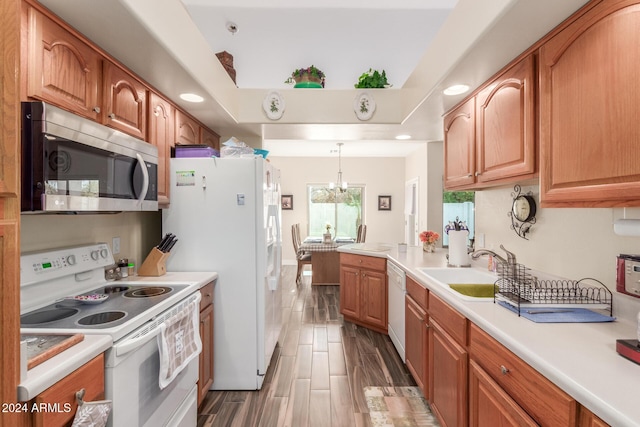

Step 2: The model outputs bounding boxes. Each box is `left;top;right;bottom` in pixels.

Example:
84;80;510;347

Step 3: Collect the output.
329;143;348;192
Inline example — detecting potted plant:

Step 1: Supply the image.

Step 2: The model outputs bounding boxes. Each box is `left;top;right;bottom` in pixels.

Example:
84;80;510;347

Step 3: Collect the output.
354;68;391;88
285;65;325;88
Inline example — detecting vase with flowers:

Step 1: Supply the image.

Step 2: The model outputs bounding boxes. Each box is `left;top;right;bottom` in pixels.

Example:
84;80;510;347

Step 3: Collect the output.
419;230;440;253
323;223;332;243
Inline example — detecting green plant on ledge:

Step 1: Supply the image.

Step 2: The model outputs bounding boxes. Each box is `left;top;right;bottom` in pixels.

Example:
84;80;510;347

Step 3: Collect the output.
354;69;391;88
284;65;326;88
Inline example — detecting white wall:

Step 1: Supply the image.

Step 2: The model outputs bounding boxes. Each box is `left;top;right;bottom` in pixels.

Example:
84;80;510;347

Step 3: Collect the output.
475;185;640;320
268;156;406;264
405;141;443;247
21;212;161;268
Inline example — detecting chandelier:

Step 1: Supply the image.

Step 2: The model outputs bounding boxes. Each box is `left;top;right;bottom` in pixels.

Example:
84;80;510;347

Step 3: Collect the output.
329;143;347;192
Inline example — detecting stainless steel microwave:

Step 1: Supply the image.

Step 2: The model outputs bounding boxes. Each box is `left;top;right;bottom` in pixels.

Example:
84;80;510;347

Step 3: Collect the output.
21;102;158;213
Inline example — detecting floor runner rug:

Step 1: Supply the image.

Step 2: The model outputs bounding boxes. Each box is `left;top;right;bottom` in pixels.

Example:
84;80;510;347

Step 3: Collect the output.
364;386;440;427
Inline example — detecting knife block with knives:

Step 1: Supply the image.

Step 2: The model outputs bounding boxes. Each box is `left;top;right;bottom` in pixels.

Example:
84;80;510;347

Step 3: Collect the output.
138;233;178;276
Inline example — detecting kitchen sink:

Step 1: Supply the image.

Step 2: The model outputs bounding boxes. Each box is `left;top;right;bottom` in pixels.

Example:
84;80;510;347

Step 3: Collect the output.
417;267;499;301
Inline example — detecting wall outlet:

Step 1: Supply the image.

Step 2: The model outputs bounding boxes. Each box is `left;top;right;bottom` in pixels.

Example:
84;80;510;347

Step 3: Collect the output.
112;237;120;255
476;233;485;248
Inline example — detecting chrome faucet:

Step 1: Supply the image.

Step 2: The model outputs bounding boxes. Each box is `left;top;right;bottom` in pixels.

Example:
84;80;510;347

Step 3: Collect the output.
471;244;517;268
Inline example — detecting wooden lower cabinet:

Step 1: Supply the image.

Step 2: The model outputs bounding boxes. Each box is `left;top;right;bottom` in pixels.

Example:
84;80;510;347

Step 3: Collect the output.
198;282;215;407
469;323;577;426
19;354;105;427
578;406;610;427
429;318;468;427
405;294;427;394
405;277;429;395
339;253;387;333
469;360;536;427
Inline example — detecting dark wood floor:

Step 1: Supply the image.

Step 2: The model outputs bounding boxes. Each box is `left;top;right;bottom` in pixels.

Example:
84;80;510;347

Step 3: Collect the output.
197;265;417;427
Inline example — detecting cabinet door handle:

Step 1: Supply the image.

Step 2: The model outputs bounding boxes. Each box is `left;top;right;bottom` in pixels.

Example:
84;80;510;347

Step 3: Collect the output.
475;171;481;176
108;113;116;119
93;106;101;113
466;174;473;178
500;365;510;375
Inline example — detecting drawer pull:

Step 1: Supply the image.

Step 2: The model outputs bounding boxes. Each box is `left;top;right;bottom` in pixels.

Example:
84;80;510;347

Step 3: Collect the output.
205;293;212;298
500;365;510;375
108;113;116;119
75;388;86;405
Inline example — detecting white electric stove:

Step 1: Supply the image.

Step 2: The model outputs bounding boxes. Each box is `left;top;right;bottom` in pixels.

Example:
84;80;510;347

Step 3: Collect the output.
20;243;201;427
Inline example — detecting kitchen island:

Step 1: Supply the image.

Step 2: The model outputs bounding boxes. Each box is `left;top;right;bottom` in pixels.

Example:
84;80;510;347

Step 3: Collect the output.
338;243;640;427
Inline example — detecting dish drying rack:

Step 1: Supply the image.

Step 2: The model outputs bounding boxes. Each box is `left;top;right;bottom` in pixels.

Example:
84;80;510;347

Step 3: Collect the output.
493;262;613;316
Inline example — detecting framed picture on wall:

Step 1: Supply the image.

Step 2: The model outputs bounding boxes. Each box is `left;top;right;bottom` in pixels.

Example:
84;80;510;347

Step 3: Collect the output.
282;195;293;210
378;195;391;211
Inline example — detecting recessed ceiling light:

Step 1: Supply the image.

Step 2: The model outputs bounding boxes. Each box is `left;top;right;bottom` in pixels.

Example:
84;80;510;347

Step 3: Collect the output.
395;134;411;140
179;93;204;103
443;84;470;96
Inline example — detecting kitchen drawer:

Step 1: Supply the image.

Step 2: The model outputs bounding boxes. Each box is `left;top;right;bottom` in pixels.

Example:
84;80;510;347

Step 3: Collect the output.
469;323;578;426
340;253;386;271
406;276;428;310
33;353;104;427
428;292;467;346
200;281;214;311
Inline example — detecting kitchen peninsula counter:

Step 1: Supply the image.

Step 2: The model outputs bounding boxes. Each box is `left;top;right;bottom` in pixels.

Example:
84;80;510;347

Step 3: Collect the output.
338;243;640;426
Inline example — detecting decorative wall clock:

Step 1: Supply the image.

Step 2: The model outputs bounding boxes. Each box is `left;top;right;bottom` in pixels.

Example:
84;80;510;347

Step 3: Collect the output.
509;185;537;239
263;91;285;120
353;92;375;121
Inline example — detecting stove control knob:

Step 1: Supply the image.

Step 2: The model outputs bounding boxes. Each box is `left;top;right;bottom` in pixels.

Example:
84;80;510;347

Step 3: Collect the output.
66;254;77;265
90;250;99;260
100;248;108;259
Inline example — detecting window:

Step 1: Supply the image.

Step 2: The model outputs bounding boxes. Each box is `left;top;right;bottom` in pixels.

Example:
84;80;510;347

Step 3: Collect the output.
307;185;364;238
442;191;475;246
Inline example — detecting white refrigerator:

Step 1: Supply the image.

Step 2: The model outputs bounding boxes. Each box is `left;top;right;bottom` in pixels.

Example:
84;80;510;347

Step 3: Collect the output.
162;157;282;390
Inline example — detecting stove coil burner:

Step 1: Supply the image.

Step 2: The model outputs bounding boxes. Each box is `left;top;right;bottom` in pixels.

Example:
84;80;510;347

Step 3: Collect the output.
124;286;172;298
21;308;79;325
103;286;130;294
77;311;126;325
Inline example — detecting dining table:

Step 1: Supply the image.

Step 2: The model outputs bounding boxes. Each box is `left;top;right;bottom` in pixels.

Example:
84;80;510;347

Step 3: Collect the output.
299;237;355;285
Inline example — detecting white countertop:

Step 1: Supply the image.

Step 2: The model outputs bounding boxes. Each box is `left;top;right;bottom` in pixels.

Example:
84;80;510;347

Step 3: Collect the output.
18;271;218;401
120;271;218;289
338;243;640;427
18;334;113;401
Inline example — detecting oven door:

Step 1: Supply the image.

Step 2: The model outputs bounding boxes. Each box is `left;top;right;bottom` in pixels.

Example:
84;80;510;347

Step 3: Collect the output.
104;293;201;427
105;335;198;427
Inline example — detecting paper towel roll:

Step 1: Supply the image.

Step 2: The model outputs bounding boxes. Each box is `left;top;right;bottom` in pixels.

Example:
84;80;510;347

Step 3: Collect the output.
614;219;640;236
448;230;470;267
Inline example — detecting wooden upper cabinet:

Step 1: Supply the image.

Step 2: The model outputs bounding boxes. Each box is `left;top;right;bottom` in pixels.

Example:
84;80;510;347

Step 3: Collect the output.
201;127;221;150
148;92;174;206
175;110;200;146
102;62;147;140
539;0;640;207
475;55;536;184
444;98;475;189
25;6;101;121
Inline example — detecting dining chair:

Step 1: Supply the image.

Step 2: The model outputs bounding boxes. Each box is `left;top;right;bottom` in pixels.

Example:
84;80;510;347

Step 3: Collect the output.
356;224;367;243
292;224;311;284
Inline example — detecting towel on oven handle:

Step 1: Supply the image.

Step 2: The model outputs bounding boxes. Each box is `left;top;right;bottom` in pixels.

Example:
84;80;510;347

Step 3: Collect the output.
156;299;202;389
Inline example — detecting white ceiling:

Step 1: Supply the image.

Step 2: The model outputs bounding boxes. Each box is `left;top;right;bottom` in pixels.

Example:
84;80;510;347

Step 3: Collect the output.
180;0;456;90
37;0;591;157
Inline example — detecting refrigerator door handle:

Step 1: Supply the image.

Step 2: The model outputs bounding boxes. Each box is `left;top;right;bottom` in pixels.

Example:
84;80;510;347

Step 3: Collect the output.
266;204;281;291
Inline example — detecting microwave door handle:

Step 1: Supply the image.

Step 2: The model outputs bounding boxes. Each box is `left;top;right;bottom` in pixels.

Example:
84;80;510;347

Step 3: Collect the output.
135;153;149;206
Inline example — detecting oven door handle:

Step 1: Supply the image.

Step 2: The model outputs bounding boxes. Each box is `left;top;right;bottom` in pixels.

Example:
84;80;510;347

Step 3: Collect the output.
135;152;149;206
115;327;162;356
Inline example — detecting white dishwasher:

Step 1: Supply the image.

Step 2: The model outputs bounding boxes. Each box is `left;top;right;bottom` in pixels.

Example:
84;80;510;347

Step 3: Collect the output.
387;260;406;362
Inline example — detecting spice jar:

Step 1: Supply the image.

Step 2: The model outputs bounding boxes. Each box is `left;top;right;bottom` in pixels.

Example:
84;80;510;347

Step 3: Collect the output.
128;261;135;277
118;258;129;278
